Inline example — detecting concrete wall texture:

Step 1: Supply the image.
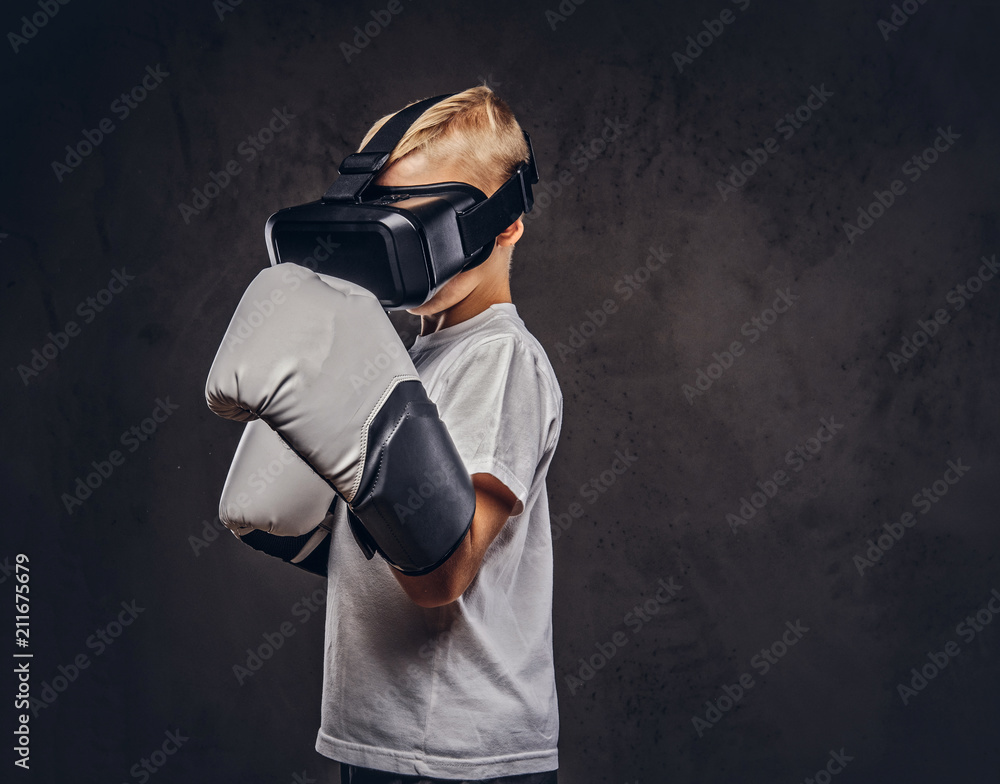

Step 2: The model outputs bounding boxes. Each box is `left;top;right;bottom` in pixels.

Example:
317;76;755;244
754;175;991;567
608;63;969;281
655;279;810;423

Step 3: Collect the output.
2;0;998;781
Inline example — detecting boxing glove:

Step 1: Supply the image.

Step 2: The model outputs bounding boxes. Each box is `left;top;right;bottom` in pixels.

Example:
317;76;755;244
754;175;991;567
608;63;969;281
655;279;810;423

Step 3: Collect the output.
205;264;475;576
219;418;337;576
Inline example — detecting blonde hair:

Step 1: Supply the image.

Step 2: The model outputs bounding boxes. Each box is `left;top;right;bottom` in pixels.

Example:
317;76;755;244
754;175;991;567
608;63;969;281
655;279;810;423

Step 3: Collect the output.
358;86;530;197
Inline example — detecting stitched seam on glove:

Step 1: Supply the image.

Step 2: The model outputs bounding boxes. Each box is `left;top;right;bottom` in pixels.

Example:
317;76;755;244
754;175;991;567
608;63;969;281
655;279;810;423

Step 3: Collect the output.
353;401;418;569
349;373;419;502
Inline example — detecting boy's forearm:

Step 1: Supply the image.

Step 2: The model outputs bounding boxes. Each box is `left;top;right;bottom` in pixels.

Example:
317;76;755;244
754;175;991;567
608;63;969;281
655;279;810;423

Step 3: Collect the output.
390;473;517;607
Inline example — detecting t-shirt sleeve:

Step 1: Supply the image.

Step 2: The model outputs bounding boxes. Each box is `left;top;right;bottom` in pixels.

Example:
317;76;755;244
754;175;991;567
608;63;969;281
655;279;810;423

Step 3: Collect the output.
433;335;558;517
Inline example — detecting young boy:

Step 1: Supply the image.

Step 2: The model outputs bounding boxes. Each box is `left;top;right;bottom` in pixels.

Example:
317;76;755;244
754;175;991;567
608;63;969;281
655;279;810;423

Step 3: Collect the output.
315;87;563;783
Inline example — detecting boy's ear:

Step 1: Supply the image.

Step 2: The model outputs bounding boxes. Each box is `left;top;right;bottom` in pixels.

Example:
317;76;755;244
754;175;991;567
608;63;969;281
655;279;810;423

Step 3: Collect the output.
496;218;524;248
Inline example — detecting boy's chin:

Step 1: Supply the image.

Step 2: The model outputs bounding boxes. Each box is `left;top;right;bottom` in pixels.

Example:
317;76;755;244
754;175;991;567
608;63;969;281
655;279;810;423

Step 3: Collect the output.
406;299;442;317
407;281;473;317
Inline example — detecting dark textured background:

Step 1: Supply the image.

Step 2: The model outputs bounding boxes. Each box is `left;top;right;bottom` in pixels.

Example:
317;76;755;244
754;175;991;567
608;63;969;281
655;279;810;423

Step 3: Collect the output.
2;0;999;781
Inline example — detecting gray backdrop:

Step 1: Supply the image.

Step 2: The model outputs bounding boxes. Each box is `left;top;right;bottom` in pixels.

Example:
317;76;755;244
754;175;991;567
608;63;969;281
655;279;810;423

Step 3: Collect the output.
3;0;999;781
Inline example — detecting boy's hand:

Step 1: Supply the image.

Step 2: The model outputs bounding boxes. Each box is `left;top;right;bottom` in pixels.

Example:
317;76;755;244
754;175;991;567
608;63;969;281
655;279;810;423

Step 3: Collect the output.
390;473;517;607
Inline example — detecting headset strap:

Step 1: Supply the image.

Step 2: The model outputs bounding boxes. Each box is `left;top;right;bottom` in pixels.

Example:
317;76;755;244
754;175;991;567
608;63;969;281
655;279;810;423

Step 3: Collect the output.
322;96;539;258
323;94;453;202
456;131;538;256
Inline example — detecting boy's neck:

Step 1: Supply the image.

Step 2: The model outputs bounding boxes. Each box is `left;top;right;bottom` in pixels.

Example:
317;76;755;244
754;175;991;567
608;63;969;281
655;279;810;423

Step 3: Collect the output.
419;277;512;336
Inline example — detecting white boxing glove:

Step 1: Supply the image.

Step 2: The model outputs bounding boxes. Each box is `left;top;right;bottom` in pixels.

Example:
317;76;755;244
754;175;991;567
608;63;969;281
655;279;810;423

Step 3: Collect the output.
205;264;475;576
219;418;336;575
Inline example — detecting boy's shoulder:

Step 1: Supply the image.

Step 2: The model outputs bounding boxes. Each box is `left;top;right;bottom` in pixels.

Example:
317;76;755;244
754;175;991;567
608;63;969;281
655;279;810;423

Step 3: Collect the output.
466;304;558;376
411;304;562;402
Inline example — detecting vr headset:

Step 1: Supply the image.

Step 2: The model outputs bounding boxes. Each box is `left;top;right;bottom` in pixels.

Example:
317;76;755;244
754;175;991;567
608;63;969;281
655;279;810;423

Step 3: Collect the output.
264;93;539;310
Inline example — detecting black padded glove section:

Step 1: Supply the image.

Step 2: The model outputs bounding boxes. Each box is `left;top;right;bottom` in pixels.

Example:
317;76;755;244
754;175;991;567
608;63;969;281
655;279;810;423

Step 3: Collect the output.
351;380;475;576
240;528;330;577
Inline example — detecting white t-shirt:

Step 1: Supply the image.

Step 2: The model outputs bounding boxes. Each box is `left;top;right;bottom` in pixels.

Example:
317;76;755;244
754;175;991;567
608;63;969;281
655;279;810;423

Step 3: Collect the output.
315;303;564;779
